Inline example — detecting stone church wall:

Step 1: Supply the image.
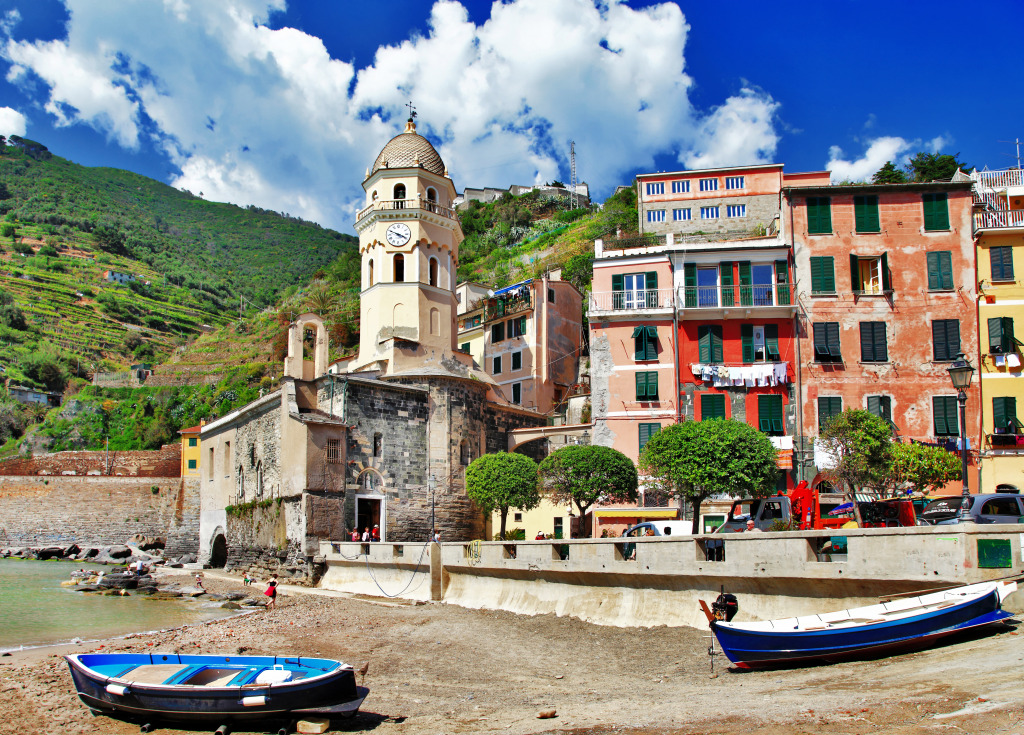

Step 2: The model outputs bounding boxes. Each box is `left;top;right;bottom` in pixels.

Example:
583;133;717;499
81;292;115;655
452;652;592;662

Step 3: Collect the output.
0;444;181;477
230;402;282;502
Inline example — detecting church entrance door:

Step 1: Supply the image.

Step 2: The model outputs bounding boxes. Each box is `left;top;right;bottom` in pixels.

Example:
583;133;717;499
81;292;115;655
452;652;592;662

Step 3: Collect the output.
356;495;385;542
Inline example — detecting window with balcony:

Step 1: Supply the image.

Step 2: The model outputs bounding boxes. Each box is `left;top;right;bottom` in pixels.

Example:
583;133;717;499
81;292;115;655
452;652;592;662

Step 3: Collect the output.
725;176;744;190
741;324;779;363
991;246;1015;282
850;254;890;294
813;322;842;363
683;264;724;307
647;209;666;223
933;396;960;437
635;371;659;400
645;182;665;196
701;393;726;421
611;272;658;309
867;395;892;423
859;322;888;362
673;208;691;221
758;395;784;435
700;206;719;219
818;397;842;429
932;319;960;362
923;193;949;231
699;178;719;192
638;422;661;451
633;325;657;361
739;262;778;306
806;197;832;234
926;251;953;291
726;204;746;218
810;256;836;294
698;324;723;363
671;180;690;194
988;317;1020;354
854;195;880;233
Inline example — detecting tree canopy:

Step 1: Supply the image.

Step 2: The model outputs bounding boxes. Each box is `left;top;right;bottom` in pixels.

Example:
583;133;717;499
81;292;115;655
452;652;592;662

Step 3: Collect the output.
538;445;637;536
872;152;971;185
818;409;894;520
639;419;778;533
872;161;909;184
889;441;960;495
465;452;540;538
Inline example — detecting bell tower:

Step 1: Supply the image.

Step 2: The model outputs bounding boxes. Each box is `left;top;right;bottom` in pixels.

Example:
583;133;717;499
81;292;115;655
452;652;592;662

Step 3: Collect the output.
350;115;464;375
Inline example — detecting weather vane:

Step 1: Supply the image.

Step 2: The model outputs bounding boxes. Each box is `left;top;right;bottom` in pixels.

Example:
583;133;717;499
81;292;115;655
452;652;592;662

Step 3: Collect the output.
406;101;417;120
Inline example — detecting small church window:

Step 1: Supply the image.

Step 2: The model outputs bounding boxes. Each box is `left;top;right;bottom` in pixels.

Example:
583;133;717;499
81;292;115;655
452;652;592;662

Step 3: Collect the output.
373;432;383;458
394;254;405;283
249;445;256;467
429;257;438;287
427;187;437;202
256;461;264;498
236;466;245;503
368;259;373;286
326;438;341;463
460;440;472;466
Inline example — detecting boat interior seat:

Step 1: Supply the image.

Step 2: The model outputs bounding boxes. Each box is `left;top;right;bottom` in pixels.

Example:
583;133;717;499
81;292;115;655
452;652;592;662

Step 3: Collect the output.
120;664;190;684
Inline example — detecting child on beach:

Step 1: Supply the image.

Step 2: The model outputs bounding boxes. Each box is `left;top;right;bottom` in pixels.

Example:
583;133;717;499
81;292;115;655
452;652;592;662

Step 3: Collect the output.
195;573;205;591
264;579;278;610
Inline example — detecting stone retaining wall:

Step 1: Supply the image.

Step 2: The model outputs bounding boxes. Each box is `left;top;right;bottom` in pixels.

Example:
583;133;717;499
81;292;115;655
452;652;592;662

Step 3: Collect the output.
0;444;181;477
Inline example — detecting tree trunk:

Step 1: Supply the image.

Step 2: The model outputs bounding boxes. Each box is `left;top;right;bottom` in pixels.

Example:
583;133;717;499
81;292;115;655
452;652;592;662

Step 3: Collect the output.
847;482;864;527
499;508;508;540
690;496;703;534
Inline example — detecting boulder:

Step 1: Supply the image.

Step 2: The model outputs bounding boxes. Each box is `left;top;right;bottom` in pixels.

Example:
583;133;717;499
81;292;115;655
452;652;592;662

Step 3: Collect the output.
98;573;139;590
63;544;81;558
37;547;65;560
107;545;132;559
221;601;242;610
76;548;99;560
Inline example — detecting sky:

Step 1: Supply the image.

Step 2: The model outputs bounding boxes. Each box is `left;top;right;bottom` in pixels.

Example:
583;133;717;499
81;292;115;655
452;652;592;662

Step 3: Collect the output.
0;0;1022;234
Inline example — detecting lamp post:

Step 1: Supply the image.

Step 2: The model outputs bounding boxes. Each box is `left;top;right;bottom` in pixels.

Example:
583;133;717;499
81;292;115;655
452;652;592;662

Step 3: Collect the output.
946;352;975;513
429;474;436;541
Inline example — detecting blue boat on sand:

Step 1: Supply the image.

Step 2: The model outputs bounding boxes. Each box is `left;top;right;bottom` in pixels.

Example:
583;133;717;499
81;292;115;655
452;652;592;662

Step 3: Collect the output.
65;652;368;726
702;580;1017;669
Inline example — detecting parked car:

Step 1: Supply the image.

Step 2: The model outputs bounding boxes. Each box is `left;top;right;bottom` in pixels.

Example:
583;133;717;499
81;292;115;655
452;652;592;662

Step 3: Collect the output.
920;493;1024;525
622;521;693;537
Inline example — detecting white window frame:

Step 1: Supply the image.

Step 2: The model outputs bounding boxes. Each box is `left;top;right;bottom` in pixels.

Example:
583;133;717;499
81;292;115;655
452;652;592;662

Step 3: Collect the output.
673;208;691;221
671;180;690;194
699;178;719;192
726;204;747;218
645;182;665;196
700;206;720;219
725;176;745;190
647;209;666;223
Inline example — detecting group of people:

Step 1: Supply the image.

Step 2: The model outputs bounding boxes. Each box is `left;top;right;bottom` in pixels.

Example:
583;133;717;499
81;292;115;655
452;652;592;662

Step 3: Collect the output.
349;525;380;542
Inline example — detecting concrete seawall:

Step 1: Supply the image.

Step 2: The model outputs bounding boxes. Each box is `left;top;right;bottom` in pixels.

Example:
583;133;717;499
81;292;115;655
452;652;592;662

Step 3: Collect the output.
321;525;1024;628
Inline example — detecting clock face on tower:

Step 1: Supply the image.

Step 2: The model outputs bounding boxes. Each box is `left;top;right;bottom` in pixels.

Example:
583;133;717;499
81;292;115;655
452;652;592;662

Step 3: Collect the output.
385;222;412;247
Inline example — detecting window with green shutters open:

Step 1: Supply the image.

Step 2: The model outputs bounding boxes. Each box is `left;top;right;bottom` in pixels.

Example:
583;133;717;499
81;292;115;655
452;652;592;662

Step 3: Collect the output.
992;397;1019;434
859;321;888;362
926;251;954;291
635;371;659;401
701;393;726;421
758;395;784;435
813;322;842;363
933;396;960;437
698;324;723;363
818;397;842;429
491;322;505;342
810;256;836;294
611;271;658;310
509;316;527;338
460;342;471;353
850;253;891;295
866;396;892;424
987;317;1020;354
854;195;881;233
633;325;658;361
932;319;960;362
807;197;832;234
922;193;949;231
991;246;1014;282
638;423;661;452
740;324;779;363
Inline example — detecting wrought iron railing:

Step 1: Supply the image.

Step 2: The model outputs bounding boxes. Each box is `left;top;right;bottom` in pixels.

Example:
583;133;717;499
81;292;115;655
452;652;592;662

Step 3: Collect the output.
589;284;794;312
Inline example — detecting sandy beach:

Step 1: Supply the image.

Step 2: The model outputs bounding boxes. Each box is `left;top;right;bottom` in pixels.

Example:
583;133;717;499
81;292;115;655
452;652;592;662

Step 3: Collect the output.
3;569;1024;735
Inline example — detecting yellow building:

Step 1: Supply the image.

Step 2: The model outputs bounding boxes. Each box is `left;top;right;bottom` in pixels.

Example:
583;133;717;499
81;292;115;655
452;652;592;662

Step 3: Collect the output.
179;422;203;477
456;281;490;368
972;167;1024;491
487;494;574;540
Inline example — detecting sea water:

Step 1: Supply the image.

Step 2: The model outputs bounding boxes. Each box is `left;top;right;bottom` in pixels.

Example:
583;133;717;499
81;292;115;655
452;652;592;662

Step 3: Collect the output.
0;559;235;651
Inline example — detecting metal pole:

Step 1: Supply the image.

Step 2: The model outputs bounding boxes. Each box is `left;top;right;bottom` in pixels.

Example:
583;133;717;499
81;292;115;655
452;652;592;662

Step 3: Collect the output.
430;474;435;540
958;389;970;503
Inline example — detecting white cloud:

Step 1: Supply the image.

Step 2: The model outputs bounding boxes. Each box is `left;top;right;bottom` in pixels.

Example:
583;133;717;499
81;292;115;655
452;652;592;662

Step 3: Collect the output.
826;136;913;183
0;106;26;136
1;0;784;230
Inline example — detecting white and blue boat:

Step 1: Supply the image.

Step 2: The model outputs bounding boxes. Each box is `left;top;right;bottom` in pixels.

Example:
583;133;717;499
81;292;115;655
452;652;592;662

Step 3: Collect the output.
65;652;368;725
704;580;1017;668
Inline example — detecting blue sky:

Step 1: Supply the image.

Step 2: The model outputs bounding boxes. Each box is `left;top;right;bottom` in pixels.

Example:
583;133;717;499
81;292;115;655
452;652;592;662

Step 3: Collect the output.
0;0;1022;233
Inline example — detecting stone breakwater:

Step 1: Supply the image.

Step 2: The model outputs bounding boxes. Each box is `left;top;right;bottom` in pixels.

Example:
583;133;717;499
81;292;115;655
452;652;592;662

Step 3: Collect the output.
1;539;197;570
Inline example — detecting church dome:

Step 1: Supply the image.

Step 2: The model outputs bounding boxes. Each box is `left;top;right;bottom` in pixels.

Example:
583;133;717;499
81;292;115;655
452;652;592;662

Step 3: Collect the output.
370;118;446;177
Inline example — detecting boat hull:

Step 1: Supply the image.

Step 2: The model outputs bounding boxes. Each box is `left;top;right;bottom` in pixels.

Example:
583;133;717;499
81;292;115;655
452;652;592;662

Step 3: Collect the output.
711;587;1013;669
66;653;367;723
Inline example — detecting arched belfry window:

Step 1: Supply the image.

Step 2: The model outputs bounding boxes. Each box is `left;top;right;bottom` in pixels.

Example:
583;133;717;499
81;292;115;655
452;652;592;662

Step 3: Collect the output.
394;254;405;283
429;257;438;287
427;187;437;203
394;184;406;209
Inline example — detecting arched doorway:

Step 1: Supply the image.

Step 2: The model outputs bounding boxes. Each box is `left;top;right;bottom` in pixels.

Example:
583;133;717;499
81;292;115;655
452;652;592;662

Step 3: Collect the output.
210;533;227;568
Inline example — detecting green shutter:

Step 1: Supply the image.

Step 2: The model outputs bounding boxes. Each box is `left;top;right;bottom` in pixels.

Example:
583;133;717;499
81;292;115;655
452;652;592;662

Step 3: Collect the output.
810;256;837;294
994;397;1008;432
855;195;880;232
867;395;880;417
850;254;862;293
612;273;624;309
992;247;1015;281
635;371;646;399
683;263;697;308
1006;317;1018;352
711;325;723;363
759;395;783;434
927;251;953;290
612;274;623;291
988;317;1004;353
827;322;842;360
645;271;658;308
741;324;754;363
934;396;959;436
880;252;891;292
739;261;752;306
648;371;658;399
645;326;658;360
698;325;711;363
633;326;645;360
765;324;779;360
860;322;886;362
819;397;842;428
807;197;832;234
923;193;949;231
927;252;942;291
461;342;470;353
720;262;735;306
639;422;661;451
701;393;726;421
775;260;790;305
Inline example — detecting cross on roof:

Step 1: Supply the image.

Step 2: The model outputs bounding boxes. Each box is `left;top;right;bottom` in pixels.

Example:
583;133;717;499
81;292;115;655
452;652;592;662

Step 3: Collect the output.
406;101;417;120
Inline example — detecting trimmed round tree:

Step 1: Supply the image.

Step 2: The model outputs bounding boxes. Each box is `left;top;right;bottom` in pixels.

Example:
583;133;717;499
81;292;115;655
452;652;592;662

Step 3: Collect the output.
639;419;778;533
537;445;638;538
889;441;960;495
819;408;895;523
465;452;540;539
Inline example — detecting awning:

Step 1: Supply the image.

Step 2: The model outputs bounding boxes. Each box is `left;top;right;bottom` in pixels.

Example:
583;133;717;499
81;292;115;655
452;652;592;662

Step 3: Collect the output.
492;280;532;296
593;509;679;518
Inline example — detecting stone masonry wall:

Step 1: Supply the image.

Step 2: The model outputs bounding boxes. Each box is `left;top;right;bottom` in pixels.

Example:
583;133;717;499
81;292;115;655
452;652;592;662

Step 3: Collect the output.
231;405;282;503
164;476;201;558
0;444;181;477
0;475;193;547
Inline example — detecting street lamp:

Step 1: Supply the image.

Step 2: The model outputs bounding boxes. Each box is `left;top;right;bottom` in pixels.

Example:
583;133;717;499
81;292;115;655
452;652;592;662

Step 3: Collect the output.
946;352;975;513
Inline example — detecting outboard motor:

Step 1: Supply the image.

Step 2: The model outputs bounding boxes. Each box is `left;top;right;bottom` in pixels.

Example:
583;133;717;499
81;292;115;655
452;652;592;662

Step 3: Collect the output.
712;592;738;622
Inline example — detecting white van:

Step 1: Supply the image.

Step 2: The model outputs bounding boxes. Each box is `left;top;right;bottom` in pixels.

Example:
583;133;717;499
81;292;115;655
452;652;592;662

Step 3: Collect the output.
622;521;694;537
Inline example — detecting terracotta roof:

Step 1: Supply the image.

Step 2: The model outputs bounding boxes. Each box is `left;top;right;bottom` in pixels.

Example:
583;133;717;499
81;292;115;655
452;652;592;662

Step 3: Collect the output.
179;424;203;434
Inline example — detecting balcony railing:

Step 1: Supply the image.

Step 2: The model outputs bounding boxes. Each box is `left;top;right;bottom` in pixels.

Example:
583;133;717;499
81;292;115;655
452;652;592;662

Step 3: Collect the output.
590;284;795;313
974;209;1024;230
972;169;1024;191
356;198;458;222
485;291;533;321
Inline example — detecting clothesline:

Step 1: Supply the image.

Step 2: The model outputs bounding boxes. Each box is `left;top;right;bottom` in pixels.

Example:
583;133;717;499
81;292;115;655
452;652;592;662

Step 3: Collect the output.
690;362;789;388
993;354;1022;369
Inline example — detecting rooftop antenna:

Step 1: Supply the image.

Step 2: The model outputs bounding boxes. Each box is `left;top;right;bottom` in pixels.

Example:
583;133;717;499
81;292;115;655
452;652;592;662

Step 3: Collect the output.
997;138;1022;170
569;141;578;209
